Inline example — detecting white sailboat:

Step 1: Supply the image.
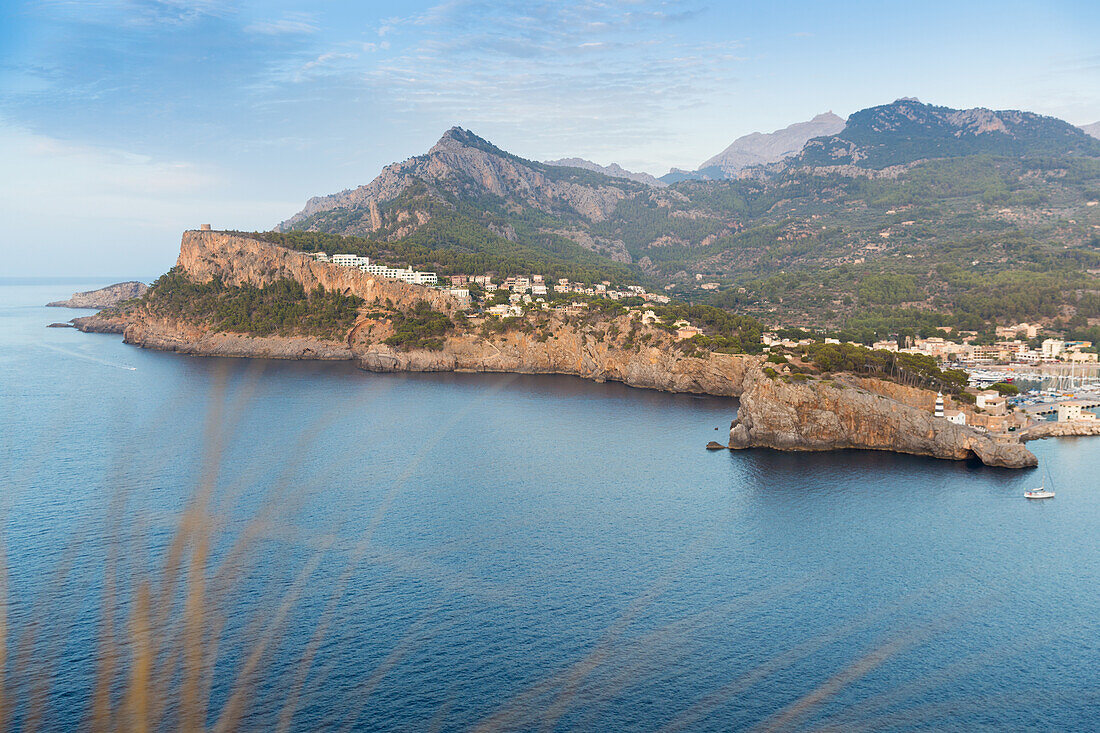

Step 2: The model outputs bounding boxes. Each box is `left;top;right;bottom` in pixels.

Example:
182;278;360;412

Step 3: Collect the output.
1025;470;1055;499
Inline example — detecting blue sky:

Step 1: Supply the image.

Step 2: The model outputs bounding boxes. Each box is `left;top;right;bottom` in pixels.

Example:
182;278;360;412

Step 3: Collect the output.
3;0;1099;276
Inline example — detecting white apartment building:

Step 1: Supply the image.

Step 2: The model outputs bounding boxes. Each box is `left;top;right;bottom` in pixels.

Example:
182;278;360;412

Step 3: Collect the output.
1041;339;1065;360
332;253;366;267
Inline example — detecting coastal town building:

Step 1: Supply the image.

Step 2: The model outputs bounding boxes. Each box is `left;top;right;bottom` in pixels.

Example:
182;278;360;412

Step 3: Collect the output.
995;322;1039;339
1042;339;1064;360
975;391;1007;416
1055;402;1097;422
332;253;365;267
945;409;967;425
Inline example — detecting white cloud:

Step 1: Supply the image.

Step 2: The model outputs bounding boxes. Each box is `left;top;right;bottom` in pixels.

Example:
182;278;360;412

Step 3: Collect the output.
245;15;319;35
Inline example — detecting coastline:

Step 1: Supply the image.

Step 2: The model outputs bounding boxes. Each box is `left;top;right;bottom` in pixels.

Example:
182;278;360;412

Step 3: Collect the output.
69;230;1040;469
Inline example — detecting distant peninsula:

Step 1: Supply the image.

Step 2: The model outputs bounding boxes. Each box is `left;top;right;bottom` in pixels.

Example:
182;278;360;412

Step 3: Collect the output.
48;281;148;309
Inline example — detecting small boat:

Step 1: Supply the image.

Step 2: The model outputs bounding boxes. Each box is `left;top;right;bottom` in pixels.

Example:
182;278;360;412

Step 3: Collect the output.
1025;470;1055;499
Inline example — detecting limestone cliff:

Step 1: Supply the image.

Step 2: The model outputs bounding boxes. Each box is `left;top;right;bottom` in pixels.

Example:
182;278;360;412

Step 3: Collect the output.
176;230;462;315
729;370;1037;468
47;281;147;309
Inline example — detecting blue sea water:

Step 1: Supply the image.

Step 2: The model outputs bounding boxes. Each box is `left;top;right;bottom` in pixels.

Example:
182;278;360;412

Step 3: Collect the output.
2;280;1099;731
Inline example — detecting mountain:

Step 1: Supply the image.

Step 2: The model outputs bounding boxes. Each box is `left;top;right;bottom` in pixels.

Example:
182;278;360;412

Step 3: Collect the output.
697;112;846;176
1082;121;1100;140
795;99;1100;169
276;102;1100;338
543;158;666;187
278;127;646;236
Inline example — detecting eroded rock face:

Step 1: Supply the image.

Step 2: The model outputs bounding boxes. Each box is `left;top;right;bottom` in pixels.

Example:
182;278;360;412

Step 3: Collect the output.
177;230;462;315
47;281;147;309
353;333;756;395
729;370;1037;469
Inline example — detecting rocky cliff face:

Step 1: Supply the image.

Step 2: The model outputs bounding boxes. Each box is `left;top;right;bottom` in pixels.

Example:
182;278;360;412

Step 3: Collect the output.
177;230;462;314
47;281;148;309
728;370;1037;468
352;326;755;395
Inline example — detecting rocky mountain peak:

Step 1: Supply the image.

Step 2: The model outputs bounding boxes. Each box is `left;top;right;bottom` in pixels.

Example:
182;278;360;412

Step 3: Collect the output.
429;126;498;155
794;99;1100;169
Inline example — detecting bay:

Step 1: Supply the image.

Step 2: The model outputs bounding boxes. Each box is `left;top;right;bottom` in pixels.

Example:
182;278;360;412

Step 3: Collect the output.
2;281;1098;731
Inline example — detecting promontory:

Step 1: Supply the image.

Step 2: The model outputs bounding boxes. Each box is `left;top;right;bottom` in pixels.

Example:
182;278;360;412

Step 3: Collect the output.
70;229;1038;469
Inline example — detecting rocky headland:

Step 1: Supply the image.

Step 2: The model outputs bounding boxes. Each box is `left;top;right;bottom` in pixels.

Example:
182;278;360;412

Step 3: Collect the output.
1021;420;1100;441
728;369;1037;468
72;229;1038;469
48;281;148;309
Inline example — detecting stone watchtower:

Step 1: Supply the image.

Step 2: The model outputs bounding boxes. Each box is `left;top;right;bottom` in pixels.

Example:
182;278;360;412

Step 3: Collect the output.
200;224;211;231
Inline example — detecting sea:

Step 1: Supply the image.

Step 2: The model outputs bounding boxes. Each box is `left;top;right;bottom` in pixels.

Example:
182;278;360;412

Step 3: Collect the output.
2;279;1099;731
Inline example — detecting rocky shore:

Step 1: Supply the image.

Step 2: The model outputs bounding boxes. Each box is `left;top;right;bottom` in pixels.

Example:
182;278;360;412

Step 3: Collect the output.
1021;420;1100;441
71;229;1040;469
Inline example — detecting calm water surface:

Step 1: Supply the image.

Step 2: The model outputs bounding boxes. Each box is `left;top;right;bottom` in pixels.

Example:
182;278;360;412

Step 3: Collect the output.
2;280;1098;731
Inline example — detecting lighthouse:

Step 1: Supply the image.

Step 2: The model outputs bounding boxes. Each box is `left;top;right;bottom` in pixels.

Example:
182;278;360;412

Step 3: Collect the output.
934;392;945;418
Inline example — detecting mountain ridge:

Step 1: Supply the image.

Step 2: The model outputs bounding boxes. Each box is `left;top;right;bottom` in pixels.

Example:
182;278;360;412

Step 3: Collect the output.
794;99;1100;169
543;158;666;187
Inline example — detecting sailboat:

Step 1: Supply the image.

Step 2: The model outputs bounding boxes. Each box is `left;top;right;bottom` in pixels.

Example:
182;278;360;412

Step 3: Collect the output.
1025;469;1055;499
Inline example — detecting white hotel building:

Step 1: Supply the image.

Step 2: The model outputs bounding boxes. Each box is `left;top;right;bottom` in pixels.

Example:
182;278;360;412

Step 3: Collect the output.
327;253;438;286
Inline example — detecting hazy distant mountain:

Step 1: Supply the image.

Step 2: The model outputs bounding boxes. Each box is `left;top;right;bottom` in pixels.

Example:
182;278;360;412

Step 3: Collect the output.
795;99;1100;169
659;168;711;184
697;112;846;177
1082;121;1100;140
544;158;666;187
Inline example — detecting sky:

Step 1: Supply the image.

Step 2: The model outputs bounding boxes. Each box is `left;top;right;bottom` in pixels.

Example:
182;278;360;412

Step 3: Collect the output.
2;0;1099;277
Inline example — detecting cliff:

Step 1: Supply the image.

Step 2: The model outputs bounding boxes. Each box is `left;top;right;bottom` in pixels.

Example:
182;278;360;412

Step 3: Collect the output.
728;370;1037;468
176;230;464;315
47;281;148;309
